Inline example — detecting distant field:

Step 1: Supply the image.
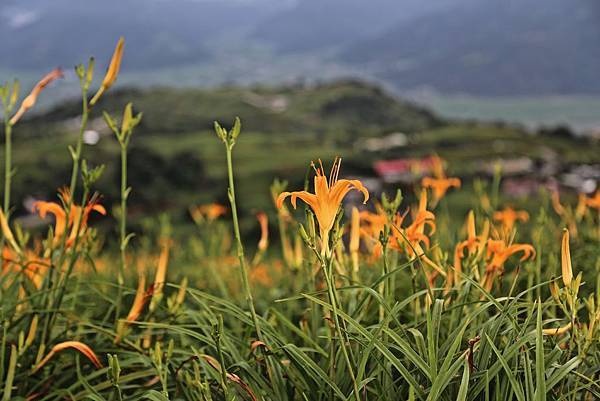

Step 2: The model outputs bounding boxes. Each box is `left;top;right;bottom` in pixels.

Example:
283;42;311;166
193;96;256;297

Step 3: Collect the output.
417;94;600;131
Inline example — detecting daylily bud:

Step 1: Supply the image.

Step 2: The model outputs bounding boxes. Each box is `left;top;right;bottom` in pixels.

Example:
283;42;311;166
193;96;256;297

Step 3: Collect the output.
9;69;63;125
542;322;572;336
150;238;171;312
298;223;311;245
231;116;241;141
9;80;20;110
0;209;21;254
549;280;561;303
175;277;188;307
257;212;269;252
90;37;124;106
86;58;95;88
25;315;38;349
561;229;573;287
121;102;133;135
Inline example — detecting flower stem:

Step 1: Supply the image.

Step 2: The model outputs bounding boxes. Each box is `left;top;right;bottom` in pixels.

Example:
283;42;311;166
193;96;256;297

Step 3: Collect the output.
3;122;12;216
1;121;12;271
224;146;262;340
224;143;282;393
68;91;89;198
116;143;128;322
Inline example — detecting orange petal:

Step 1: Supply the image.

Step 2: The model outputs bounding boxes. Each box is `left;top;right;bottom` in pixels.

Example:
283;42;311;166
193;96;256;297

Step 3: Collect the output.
32;341;102;373
349;207;361;254
330;179;369;206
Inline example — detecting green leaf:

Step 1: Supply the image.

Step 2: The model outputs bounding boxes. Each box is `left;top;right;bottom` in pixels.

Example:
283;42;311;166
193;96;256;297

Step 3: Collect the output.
456;356;470;401
534;301;546;401
143;390;170;401
485;334;526;401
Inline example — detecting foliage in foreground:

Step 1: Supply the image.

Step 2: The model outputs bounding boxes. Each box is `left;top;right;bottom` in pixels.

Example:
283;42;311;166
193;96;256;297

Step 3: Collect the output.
1;39;600;401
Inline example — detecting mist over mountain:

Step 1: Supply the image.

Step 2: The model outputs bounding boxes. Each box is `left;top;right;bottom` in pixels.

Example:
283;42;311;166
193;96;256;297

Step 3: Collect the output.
341;0;600;95
0;0;283;70
1;0;599;96
250;0;459;53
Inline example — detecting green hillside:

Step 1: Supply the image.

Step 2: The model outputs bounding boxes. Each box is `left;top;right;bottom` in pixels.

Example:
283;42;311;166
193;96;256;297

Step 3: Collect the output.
6;81;600;233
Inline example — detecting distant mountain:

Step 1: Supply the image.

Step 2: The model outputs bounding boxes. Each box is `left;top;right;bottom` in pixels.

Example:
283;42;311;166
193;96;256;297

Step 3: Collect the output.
251;0;459;53
341;0;600;95
0;0;283;71
2;0;600;96
21;80;440;139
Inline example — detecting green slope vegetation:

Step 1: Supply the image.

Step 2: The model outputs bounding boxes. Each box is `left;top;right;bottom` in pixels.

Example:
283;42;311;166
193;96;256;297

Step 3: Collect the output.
6;81;600;232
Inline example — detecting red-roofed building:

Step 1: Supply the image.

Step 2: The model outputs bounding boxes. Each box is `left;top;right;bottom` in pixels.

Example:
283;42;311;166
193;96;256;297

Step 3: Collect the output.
373;156;438;183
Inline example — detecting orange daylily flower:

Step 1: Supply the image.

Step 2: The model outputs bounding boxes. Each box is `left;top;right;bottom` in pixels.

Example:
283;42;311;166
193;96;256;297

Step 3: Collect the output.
190;203;228;223
359;205;388;259
277;158;369;256
9;68;63;125
552;191;588;219
256;212;269;252
126;265;153;323
32;341;103;373
2;246;49;289
250;263;273;287
1;210;49;288
481;238;535;292
453;210;489;284
420;155;461;204
390;189;445;276
586;191;600;210
32;188;106;247
457;210;489;257
90;37;124;105
493;207;529;233
551;191;565;216
551;191;587;237
421;177;461;204
575;193;588;219
116;262;154;343
430;155;446;179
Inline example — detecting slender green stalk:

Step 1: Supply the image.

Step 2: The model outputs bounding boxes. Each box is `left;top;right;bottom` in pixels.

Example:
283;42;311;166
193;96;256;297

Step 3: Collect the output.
68;91;89;198
3;122;12;215
117;141;128;311
0;321;7;387
1;345;17;401
0;120;12;272
224;147;262;340
217;120;285;397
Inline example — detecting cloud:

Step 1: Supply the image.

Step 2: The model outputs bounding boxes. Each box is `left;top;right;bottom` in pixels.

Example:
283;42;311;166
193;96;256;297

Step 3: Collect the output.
1;7;40;29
